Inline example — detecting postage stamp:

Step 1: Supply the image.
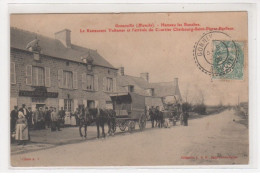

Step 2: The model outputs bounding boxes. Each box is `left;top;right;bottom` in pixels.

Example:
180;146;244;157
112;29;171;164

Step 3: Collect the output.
212;40;244;80
193;31;244;80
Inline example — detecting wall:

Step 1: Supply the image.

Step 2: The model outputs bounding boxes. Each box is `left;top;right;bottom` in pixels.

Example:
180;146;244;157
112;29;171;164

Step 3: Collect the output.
10;48;117;111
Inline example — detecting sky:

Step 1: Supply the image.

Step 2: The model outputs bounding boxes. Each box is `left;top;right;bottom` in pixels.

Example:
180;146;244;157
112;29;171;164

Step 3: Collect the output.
10;12;248;105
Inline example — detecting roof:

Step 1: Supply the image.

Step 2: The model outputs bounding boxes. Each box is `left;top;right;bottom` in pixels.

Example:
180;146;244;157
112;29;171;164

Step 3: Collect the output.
116;75;151;89
145;97;163;107
10;27;116;69
116;75;182;99
150;82;182;99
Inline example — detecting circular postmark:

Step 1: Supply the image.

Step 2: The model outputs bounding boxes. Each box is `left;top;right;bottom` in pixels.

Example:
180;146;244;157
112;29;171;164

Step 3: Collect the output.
193;31;238;76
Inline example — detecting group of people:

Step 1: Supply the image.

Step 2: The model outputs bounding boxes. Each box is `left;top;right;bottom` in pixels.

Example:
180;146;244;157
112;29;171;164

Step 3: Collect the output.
10;104;68;145
148;105;189;128
31;106;65;131
10;104;31;145
149;106;164;128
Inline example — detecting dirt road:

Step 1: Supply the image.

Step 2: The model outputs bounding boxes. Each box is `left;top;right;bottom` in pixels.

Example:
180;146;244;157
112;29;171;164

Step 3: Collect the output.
11;110;248;166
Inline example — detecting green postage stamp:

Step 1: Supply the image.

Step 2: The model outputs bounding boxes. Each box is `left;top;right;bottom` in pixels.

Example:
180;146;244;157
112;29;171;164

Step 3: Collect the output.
212;40;244;80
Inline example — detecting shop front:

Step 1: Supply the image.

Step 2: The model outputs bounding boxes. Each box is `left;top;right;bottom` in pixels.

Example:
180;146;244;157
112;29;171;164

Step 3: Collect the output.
18;86;58;110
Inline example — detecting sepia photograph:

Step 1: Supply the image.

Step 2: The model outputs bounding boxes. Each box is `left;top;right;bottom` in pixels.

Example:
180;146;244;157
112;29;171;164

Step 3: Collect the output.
9;12;249;167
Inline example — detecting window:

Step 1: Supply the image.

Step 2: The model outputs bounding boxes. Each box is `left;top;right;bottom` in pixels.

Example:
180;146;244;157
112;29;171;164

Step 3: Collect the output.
146;88;154;96
58;70;77;89
32;66;45;86
26;65;50;87
129;85;134;92
86;75;94;90
103;77;116;92
87;100;95;109
106;77;113;92
11;62;16;84
64;99;72;112
63;71;73;89
82;73;98;91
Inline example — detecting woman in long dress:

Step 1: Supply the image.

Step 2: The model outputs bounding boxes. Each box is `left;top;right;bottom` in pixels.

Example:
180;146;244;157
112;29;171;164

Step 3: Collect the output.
15;112;29;145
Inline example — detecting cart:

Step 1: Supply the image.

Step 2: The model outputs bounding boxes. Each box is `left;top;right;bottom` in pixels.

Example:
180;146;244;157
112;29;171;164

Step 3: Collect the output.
109;92;147;132
162;95;182;126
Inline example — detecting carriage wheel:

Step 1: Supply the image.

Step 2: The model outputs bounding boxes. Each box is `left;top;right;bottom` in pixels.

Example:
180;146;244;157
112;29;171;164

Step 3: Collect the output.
128;121;135;132
138;113;147;131
119;121;127;131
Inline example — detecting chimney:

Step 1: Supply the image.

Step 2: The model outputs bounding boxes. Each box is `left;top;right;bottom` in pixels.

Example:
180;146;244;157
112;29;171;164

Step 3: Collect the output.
173;77;178;87
118;67;124;76
140;72;149;82
55;29;71;48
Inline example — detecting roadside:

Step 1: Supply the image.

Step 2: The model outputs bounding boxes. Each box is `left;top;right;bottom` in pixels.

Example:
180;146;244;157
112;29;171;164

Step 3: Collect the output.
11;109;249;166
11;122;153;155
11;108;248;156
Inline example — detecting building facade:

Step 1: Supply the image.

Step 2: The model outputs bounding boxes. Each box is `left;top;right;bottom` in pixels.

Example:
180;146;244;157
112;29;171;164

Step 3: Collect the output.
115;67;182;110
10;27;117;112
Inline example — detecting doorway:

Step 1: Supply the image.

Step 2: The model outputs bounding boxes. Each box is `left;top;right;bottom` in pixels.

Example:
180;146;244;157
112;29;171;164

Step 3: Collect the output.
36;104;45;109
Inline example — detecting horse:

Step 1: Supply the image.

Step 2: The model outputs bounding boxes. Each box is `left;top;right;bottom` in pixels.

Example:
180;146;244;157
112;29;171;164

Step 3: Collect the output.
79;106;116;139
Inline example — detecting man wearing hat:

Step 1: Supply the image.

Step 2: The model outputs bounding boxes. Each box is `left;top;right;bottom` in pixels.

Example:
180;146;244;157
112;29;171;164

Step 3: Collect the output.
10;106;18;143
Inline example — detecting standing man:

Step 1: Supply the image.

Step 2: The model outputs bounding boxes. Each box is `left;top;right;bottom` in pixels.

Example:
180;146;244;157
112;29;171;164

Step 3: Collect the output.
183;110;189;126
32;107;39;129
51;107;61;131
27;107;33;129
149;106;155;128
74;108;80;126
10;106;18;142
155;106;161;128
38;107;45;129
44;107;51;128
58;107;65;126
158;107;164;128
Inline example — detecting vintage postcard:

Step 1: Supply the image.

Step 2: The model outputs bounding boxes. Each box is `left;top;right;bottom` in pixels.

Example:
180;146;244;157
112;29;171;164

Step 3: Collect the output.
10;12;248;167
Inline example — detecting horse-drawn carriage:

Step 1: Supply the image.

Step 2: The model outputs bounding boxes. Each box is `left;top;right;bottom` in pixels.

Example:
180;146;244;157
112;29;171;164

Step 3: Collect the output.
161;95;183;126
109;92;147;132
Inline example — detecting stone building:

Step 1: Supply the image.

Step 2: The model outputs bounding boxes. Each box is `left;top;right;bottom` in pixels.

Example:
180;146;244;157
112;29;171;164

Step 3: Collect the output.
10;27;117;112
115;67;182;110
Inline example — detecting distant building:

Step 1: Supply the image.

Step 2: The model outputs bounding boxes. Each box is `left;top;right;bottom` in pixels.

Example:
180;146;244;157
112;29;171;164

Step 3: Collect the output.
10;27;117;112
115;67;182;110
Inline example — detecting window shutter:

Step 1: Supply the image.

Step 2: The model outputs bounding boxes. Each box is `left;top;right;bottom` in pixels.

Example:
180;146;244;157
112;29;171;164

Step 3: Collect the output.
45;67;51;87
83;99;87;108
103;77;107;91
59;99;64;110
26;65;32;85
94;75;99;91
94;100;99;108
113;78;117;92
58;69;63;88
73;71;78;89
82;73;86;90
11;62;16;84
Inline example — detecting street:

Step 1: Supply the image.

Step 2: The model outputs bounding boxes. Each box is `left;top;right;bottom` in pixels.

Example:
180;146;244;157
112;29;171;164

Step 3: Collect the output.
11;109;248;166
